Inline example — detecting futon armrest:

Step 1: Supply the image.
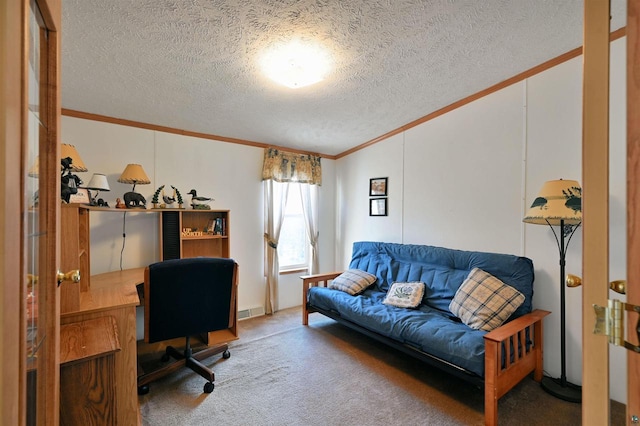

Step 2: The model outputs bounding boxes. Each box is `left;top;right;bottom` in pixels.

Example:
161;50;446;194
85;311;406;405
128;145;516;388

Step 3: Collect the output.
483;309;550;343
301;271;343;325
300;271;344;283
483;309;550;426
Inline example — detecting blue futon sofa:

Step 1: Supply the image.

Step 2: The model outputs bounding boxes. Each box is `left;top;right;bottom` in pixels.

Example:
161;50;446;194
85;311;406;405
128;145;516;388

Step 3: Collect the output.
302;241;549;426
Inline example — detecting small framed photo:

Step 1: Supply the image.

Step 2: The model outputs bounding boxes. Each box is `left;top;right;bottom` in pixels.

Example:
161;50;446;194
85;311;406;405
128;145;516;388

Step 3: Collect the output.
370;198;388;216
369;177;388;196
68;188;90;204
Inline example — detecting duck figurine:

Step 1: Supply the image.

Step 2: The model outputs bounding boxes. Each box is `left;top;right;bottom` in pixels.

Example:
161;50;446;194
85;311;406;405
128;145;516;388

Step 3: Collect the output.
162;194;176;206
187;189;214;210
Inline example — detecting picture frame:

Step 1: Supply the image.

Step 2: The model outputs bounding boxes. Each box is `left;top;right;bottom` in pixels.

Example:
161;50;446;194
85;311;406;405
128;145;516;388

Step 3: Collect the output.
68;188;90;204
369;177;388;196
369;198;388;216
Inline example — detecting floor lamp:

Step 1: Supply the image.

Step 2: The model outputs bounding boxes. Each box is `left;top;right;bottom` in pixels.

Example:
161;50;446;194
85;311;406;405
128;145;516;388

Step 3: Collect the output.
523;179;582;403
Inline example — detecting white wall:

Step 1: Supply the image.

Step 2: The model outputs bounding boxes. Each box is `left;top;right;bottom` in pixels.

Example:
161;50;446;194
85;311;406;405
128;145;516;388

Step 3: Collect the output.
62;116;336;313
335;38;627;403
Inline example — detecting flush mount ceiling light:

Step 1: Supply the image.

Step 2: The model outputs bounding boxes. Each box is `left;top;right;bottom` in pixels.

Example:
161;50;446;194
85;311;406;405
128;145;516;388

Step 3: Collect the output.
261;40;330;89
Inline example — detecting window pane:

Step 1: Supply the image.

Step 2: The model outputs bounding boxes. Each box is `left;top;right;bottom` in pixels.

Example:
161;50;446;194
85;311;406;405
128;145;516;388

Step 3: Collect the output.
278;214;306;267
278;183;308;269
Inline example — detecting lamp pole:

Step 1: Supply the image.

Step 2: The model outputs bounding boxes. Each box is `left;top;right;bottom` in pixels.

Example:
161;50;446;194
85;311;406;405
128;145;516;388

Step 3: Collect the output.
558;218;567;387
540;218;581;402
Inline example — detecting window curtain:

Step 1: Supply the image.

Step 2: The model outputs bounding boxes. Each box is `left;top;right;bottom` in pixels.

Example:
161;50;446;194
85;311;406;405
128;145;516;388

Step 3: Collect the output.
262;148;322;185
262;148;321;314
263;179;289;314
300;184;319;274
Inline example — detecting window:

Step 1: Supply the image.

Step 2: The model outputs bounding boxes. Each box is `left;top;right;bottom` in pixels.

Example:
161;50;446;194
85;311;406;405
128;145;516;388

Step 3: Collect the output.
278;183;309;271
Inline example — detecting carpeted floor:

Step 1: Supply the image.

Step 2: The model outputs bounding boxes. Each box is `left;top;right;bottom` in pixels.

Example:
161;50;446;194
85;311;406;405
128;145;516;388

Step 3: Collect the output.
138;307;625;425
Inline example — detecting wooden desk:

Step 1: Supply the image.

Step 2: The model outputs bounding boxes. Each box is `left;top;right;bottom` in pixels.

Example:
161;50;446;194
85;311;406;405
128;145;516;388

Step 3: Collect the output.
61;268;143;426
60;317;120;426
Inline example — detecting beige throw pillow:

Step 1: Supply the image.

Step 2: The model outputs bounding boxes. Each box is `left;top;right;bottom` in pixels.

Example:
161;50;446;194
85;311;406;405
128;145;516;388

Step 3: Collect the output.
449;268;525;331
329;269;377;296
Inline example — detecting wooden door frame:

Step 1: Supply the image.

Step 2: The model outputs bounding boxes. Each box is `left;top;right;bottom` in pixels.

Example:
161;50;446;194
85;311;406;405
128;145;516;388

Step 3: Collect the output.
582;1;611;424
1;0;61;424
627;0;640;421
1;1;26;423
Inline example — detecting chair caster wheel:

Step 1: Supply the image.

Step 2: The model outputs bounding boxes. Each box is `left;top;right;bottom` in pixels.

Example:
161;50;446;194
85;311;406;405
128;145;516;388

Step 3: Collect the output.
222;350;231;359
204;382;214;393
138;385;149;395
161;353;170;362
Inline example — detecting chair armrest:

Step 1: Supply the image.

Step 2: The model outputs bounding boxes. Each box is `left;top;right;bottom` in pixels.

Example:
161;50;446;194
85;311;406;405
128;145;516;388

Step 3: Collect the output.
483;309;551;343
301;271;343;325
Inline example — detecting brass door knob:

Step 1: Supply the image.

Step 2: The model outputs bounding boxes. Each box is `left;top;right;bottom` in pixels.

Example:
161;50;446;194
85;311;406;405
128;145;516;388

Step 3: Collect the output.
57;269;80;285
565;274;627;294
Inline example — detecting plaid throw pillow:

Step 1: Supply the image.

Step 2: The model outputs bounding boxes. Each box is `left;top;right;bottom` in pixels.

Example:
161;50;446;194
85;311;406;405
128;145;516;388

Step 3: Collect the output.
449;268;525;331
329;269;377;295
383;282;425;308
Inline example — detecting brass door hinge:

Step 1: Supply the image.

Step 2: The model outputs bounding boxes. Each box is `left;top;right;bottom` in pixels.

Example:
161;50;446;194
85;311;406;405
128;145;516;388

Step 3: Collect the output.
593;299;640;353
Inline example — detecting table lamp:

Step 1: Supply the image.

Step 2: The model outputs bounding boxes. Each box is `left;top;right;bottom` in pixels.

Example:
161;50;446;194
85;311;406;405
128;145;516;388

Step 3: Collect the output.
523;178;582;403
60;143;88;203
118;164;150;208
84;173;111;206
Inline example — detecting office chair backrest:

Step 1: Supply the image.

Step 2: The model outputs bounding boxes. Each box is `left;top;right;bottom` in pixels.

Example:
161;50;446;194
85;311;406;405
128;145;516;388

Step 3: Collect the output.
144;257;237;343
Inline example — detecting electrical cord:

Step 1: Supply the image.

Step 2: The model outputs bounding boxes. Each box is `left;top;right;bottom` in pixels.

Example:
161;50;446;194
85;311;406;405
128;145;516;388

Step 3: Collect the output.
120;212;127;270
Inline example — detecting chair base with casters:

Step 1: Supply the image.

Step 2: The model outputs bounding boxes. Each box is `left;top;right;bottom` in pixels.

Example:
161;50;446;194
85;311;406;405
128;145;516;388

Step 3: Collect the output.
136;257;238;395
137;336;230;394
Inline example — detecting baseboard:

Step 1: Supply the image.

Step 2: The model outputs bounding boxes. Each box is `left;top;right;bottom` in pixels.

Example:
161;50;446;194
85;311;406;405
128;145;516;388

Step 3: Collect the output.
238;306;265;320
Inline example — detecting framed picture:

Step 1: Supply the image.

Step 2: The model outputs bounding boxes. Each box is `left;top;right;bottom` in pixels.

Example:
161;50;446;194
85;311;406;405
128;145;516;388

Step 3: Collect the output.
369;177;388;196
68;188;90;204
370;198;387;216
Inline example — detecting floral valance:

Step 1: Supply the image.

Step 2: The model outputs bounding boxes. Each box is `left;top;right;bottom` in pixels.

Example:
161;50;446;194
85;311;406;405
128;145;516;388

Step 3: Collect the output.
262;148;322;186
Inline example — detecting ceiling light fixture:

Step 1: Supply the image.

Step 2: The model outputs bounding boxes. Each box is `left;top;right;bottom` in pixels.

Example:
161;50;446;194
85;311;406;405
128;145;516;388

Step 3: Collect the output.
261;39;330;89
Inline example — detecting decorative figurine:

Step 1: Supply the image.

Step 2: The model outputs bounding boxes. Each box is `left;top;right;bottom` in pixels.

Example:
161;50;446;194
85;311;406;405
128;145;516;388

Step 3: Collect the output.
60;157;83;203
187;189;214;210
115;198;126;209
151;185;184;209
172;185;184;209
124;191;146;208
151;185;165;208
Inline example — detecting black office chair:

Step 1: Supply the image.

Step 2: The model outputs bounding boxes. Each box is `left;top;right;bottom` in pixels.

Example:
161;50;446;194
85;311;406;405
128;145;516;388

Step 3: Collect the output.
137;257;238;394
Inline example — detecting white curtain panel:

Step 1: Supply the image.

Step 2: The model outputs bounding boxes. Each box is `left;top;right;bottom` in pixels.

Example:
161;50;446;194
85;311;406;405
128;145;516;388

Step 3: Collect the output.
300;183;320;274
263;179;289;314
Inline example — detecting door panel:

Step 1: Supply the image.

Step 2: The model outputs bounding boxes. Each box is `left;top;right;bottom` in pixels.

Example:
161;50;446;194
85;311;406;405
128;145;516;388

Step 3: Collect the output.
627;0;640;420
24;0;61;424
582;1;610;424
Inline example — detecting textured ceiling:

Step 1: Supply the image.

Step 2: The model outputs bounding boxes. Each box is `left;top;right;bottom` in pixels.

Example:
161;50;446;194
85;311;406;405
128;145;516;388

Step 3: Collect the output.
61;0;626;157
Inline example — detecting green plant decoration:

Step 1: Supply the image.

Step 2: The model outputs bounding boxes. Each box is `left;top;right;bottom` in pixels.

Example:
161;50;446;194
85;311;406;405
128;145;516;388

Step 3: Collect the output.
151;185;165;205
172;185;184;206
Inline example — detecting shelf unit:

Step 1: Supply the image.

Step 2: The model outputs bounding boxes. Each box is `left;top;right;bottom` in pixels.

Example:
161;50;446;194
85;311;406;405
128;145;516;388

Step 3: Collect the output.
159;209;230;260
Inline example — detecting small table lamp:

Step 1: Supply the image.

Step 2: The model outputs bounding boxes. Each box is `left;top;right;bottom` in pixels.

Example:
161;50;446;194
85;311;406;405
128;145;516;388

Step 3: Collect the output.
523;178;582;403
84;173;111;206
118;164;150;208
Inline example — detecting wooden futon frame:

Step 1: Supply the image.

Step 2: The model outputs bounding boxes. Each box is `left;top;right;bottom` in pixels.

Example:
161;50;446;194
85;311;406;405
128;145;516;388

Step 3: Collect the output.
301;272;550;426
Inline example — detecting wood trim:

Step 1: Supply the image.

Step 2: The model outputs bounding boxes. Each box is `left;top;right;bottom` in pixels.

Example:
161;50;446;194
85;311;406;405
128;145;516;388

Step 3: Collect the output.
582;1;610;424
627;0;640;420
61;108;338;160
38;2;62;422
335;27;626;159
0;0;25;423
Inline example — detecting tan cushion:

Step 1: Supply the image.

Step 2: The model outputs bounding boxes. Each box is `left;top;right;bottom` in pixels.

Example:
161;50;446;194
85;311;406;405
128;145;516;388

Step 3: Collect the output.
329;269;377;295
449;268;525;331
383;282;425;308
